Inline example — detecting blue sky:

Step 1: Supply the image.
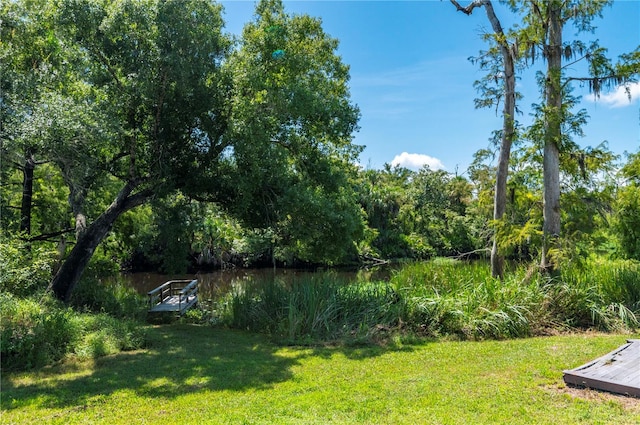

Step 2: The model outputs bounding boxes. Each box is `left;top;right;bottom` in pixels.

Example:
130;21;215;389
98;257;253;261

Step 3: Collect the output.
221;0;640;173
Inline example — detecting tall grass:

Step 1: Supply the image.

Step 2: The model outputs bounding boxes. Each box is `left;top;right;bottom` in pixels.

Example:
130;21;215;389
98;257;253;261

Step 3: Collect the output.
555;259;640;330
0;294;75;370
393;260;542;339
1;276;149;371
219;273;402;343
221;258;640;343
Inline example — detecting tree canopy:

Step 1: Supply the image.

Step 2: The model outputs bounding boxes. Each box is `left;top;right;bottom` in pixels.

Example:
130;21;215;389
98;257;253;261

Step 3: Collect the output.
1;0;639;303
1;0;365;300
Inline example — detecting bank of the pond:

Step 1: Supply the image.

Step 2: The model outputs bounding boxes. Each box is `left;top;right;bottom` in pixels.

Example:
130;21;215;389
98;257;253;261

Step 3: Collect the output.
215;260;640;342
2;326;639;425
4;259;638;374
120;265;396;300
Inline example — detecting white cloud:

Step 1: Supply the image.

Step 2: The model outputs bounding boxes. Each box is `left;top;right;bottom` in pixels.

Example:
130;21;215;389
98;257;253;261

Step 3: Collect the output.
587;82;640;108
391;152;446;171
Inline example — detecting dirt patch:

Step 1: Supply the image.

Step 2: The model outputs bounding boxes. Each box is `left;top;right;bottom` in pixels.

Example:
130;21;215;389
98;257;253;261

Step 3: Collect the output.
548;384;640;411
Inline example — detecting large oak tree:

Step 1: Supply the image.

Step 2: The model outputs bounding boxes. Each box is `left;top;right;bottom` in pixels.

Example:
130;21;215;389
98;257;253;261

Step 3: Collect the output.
2;0;363;301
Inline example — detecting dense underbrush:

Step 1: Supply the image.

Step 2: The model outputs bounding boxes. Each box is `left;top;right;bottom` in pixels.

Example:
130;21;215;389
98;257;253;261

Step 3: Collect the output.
0;279;148;371
219;258;640;343
2;258;639;371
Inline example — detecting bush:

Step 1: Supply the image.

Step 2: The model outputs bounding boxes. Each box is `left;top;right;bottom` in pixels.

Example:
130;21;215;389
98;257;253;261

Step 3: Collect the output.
70;277;147;320
1;292;148;371
0;238;57;297
0;294;76;370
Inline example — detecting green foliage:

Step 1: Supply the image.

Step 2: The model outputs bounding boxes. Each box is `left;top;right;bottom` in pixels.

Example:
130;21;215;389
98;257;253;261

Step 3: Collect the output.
220;273;402;343
393;261;540;339
192;204;247;268
69;277;147;320
0;237;57;297
357;165;484;260
0;294;74;370
220;259;639;342
549;260;640;330
614;151;640;260
222;0;365;266
143;195;196;274
0;291;147;371
1;0;635;290
70;313;147;359
357;166;413;258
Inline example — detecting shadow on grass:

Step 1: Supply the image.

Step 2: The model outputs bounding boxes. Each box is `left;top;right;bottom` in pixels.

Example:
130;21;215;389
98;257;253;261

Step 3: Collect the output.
1;325;296;410
1;325;416;411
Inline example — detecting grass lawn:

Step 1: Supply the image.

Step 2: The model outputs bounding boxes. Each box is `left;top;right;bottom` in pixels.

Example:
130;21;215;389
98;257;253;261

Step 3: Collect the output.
2;325;639;424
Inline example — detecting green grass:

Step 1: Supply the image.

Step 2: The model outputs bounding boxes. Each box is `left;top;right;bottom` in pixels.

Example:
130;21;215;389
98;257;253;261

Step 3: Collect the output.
2;325;639;424
219;273;402;343
219;259;640;344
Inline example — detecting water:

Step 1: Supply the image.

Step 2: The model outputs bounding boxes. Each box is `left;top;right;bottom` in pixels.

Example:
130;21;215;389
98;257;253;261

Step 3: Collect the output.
121;266;395;300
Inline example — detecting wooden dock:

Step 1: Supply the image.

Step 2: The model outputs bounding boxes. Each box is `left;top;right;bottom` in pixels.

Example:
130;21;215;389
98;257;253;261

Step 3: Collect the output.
563;339;640;398
147;279;198;314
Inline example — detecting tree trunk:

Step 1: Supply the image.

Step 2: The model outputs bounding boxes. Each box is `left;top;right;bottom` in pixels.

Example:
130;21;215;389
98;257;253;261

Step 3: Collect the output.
450;0;517;278
484;0;516;279
20;151;36;235
50;182;151;302
541;0;563;273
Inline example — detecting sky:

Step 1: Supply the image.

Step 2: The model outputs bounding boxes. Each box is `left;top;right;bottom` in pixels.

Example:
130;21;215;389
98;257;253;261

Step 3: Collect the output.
220;0;640;173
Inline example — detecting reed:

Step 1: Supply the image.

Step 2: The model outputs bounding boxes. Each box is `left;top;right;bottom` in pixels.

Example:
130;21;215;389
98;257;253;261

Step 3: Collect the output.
555;259;640;330
220;273;402;343
393;261;541;339
221;258;640;343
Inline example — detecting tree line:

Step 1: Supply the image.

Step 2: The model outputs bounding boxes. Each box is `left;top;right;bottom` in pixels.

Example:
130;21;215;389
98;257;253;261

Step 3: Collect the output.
1;0;639;302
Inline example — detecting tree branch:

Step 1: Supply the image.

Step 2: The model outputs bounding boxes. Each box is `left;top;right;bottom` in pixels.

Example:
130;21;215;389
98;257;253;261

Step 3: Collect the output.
450;248;491;260
23;228;75;242
450;0;486;15
562;74;624;93
121;188;154;212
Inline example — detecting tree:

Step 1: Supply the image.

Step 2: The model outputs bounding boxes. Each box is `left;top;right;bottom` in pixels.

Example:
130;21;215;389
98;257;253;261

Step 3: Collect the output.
517;0;638;272
404;167;478;257
1;0;63;239
357;165;414;259
3;0;364;301
450;0;519;278
615;150;640;260
29;0;231;301
221;0;364;265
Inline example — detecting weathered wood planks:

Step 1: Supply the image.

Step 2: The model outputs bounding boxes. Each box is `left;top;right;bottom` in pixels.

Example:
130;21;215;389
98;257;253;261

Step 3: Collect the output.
148;279;198;314
563;339;640;398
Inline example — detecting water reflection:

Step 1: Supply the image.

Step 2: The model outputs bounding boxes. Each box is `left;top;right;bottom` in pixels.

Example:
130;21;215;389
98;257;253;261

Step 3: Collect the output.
121;267;395;300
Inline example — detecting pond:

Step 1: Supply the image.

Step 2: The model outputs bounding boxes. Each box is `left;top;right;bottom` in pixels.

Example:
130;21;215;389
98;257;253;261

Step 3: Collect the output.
121;266;396;301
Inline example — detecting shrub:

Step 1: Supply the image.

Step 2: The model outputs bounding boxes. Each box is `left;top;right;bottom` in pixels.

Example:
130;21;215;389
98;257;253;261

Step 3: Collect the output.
1;292;148;371
70;277;147;320
0;238;57;297
0;294;76;370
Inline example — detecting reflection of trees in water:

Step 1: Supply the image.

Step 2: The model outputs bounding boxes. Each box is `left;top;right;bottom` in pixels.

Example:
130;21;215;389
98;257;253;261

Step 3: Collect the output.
122;266;395;300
